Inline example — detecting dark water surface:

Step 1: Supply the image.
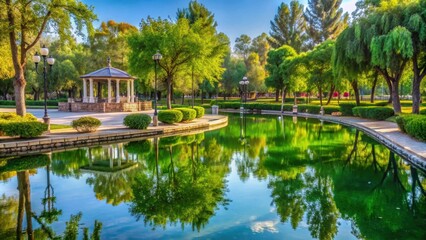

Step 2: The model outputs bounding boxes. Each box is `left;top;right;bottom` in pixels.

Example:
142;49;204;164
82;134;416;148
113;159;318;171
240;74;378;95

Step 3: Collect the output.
1;114;425;239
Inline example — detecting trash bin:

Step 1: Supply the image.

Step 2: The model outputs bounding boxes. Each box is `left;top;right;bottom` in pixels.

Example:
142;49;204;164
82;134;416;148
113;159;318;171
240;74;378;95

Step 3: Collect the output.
292;105;298;114
212;105;219;115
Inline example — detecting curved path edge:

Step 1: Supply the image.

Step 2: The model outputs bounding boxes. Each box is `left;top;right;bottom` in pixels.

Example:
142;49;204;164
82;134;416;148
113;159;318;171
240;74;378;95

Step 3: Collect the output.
0;115;228;158
222;109;426;171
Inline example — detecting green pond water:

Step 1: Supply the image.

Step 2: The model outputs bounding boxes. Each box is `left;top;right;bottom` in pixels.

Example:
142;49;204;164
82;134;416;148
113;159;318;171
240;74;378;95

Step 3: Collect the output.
0;114;425;240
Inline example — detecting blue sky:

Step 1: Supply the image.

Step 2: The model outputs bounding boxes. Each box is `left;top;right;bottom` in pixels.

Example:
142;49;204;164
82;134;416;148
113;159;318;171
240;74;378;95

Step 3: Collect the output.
82;0;357;46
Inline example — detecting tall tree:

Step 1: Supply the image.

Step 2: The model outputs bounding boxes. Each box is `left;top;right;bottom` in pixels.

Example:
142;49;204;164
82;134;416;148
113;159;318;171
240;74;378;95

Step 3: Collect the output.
1;0;96;116
265;45;297;102
304;0;349;47
234;34;252;62
268;0;307;52
221;55;247;100
251;33;271;66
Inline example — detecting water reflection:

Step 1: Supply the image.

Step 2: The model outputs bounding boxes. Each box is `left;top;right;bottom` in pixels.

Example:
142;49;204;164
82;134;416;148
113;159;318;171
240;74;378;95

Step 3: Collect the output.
0;115;425;239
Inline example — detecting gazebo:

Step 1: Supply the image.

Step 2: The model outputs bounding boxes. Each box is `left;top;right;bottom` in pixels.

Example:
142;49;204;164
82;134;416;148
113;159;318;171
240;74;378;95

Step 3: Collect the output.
58;58;151;112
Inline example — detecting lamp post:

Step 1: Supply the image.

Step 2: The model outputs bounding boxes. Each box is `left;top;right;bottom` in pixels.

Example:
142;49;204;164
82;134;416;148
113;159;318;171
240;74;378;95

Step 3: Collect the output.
239;76;249;113
152;50;162;126
33;45;55;131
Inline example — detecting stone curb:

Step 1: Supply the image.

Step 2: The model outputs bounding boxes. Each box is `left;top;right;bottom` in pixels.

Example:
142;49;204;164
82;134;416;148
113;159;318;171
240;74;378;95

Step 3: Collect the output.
0;115;228;158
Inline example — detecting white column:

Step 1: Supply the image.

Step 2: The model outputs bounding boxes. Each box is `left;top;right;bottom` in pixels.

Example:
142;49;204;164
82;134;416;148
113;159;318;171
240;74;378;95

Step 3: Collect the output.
130;80;134;103
83;79;87;103
107;79;111;103
127;80;131;103
116;79;120;103
89;78;94;103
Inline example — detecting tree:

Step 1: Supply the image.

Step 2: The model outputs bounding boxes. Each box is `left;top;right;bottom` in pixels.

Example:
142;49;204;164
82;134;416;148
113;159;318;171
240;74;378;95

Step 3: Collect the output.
251;33;271;66
128;16;227;109
304;0;348;47
234;34;252;62
265;45;297;102
89;20;137;71
1;0;96;116
268;0;307;52
221;55;247;100
246;53;266;94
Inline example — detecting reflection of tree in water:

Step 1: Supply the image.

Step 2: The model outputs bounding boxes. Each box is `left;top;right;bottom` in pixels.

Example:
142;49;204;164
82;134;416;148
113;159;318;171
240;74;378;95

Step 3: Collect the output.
0;194;19;240
130;134;230;231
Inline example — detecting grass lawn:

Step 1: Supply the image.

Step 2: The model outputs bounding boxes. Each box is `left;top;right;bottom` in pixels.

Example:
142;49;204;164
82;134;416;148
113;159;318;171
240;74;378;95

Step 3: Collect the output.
50;124;72;130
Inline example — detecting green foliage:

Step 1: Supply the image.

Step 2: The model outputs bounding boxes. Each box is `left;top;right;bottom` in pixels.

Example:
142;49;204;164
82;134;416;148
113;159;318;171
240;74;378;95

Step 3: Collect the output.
175;108;197;122
125;140;152;154
352;106;394;120
269;0;307;52
71;117;102;133
123;114;152;130
304;0;348;46
192;106;205;118
420;109;426;115
395;115;423;133
404;115;426;141
339;103;359;116
158;110;184;124
0;100;59;106
0;154;49;173
0;121;47;138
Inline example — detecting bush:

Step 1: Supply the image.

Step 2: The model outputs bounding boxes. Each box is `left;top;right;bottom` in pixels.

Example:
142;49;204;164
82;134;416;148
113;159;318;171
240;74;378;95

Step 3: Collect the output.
71;117;102;133
158;110;183;124
339;102;358;116
0;112;38;121
420;109;426;115
123;114;151;130
175;108;197;122
405;116;426;141
192;106;205;118
1;121;48;138
395;114;425;133
0;154;50;173
352;106;394;120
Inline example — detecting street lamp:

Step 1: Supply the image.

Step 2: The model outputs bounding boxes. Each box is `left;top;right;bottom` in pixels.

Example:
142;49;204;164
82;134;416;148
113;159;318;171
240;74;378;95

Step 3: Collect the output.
239;76;249;111
152;50;162;126
33;45;55;131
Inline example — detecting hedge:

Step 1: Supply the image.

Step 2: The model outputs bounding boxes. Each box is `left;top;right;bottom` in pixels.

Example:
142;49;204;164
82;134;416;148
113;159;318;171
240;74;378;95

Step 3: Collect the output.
123;114;151;130
124;140;152;154
0;112;37;121
158;110;183;124
0;100;59;106
339;102;389;116
1;121;48;138
395;115;422;133
352;106;394;120
192;106;205;118
71;117;102;132
175;108;197;122
420;109;426;115
405;116;426;141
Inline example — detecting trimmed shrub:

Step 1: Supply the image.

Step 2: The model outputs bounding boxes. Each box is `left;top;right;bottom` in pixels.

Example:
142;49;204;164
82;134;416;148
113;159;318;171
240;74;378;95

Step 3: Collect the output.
0;154;50;173
1;121;48;138
405;116;426;141
158;110;183;124
71;117;102;133
192;106;205;118
323;106;341;114
352;107;394;120
339;102;358;116
125;140;152;154
175;108;197;122
123;114;151;130
420;109;426;115
395;115;425;133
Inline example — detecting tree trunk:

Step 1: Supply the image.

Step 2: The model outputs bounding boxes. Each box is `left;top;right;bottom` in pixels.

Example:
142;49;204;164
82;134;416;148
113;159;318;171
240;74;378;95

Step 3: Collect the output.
275;88;279;102
181;93;184;105
386;78;393;104
326;84;335;105
14;71;26;116
16;172;25;240
412;55;425;114
318;85;323;106
166;77;172;109
370;72;378;103
390;79;402;114
201;90;204;104
350;80;360;105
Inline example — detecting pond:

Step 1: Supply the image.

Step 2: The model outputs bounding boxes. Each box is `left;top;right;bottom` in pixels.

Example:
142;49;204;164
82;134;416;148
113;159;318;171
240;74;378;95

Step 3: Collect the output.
0;114;425;239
